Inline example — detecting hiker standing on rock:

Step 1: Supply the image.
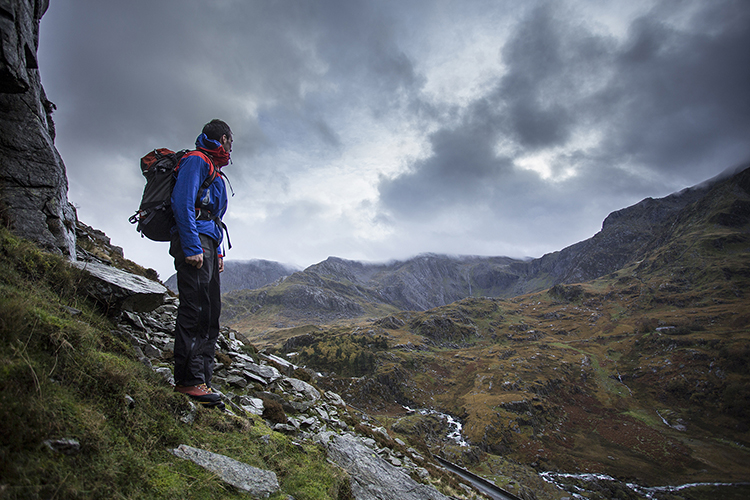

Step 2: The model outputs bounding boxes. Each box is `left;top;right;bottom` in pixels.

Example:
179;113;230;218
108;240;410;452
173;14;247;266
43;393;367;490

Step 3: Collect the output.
170;119;233;410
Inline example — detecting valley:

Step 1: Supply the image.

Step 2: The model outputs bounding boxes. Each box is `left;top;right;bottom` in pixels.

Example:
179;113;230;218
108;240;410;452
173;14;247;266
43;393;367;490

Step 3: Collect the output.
222;166;750;499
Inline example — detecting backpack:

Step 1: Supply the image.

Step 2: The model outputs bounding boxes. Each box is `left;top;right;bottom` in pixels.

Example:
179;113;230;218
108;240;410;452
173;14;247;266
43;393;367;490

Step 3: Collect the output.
129;148;218;242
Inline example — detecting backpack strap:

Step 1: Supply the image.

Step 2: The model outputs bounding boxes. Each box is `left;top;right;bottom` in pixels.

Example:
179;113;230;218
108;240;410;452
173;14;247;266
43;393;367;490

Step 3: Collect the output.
195;209;232;250
180;150;231;250
179;150;218;188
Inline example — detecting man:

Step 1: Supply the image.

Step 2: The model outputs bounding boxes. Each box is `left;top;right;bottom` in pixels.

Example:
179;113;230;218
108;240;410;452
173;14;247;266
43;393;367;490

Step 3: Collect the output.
170;119;232;409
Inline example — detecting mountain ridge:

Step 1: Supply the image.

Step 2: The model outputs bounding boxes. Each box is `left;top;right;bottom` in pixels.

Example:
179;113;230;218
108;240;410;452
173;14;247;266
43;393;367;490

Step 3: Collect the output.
266;162;750;492
165;259;299;294
223;164;750;332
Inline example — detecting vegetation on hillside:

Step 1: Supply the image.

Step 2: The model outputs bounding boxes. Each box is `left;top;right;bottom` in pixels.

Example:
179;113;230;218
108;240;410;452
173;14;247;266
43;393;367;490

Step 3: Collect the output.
250;174;750;499
0;226;352;499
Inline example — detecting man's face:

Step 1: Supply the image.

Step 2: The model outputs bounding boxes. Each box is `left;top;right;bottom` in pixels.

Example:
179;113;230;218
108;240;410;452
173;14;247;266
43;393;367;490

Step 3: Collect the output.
221;134;233;153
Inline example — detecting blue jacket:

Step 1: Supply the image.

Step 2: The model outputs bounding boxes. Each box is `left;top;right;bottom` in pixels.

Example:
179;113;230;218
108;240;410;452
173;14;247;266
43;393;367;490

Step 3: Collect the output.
171;135;228;257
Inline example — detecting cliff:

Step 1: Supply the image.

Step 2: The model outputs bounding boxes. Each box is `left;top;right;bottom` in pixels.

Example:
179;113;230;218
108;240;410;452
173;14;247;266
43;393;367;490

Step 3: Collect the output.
0;0;77;257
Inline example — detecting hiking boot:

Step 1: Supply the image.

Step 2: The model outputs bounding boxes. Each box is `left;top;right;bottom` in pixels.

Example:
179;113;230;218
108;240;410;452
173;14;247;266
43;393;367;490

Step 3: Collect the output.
174;383;225;410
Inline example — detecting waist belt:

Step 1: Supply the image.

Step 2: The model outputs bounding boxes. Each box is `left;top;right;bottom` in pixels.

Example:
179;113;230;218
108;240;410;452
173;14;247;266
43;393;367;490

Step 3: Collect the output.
195;209;232;250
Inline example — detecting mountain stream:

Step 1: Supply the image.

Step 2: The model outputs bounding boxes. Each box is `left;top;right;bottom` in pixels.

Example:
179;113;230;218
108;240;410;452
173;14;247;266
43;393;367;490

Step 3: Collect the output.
540;471;750;499
407;408;750;500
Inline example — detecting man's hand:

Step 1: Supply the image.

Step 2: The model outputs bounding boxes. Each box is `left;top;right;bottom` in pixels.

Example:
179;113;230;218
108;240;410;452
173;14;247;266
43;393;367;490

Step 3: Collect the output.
218;257;224;273
185;253;203;269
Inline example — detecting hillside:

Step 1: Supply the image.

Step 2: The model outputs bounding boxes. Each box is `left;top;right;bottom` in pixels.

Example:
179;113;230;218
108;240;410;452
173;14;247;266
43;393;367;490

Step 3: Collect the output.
252;166;750;498
2;224;501;500
4;162;749;498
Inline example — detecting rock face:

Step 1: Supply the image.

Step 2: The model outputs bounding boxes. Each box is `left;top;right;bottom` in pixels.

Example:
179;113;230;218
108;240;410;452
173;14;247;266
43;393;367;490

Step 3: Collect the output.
0;0;77;258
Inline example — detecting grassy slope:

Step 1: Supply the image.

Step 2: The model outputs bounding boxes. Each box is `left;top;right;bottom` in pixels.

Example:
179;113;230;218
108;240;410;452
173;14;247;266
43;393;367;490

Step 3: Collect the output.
0;226;351;500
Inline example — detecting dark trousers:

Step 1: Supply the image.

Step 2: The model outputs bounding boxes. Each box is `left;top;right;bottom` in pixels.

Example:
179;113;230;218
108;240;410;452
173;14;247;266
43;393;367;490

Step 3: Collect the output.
170;233;221;387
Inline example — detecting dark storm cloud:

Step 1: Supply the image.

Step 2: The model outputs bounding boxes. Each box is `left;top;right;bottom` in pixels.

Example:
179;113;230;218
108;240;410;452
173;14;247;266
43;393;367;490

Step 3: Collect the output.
43;1;332;153
378;0;750;222
307;0;423;92
496;3;614;150
40;0;434;203
599;0;750;175
379;1;616;215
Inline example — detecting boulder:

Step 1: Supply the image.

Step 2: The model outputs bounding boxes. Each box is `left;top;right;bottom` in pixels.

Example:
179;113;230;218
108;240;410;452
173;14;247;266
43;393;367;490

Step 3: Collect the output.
279;376;320;402
325;390;346;406
242;361;282;384
238;396;264;415
315;431;451;500
73;260;166;312
170;444;279;498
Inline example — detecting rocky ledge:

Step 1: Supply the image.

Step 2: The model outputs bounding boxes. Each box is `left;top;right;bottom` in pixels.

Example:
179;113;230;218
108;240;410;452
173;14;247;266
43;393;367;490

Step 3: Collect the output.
68;255;482;499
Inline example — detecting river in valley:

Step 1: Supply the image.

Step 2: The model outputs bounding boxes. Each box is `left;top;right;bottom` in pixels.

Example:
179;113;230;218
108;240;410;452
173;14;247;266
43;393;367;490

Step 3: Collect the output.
411;408;750;500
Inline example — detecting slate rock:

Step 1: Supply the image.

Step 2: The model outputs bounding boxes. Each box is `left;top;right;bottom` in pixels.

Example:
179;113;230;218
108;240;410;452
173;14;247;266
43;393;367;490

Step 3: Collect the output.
243;362;282;383
325;390;346;406
227;375;248;388
239;396;264;415
279;377;320;402
73;260;167;312
43;438;80;455
171;444;279;498
315;431;450;500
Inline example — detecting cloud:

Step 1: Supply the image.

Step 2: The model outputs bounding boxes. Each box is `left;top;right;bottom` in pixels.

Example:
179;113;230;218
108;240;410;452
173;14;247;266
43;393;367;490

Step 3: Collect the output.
36;0;750;279
598;1;750;176
377;0;750;230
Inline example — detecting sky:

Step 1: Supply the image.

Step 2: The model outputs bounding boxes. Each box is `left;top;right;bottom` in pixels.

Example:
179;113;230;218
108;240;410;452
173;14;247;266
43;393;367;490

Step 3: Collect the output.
37;0;750;281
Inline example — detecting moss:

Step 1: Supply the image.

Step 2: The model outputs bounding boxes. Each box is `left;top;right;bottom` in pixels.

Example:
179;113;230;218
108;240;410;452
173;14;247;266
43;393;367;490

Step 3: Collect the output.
260;395;287;424
0;226;348;499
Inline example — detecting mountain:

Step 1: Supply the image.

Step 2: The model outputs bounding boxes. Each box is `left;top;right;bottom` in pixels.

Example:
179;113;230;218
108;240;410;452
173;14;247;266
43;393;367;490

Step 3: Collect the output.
165;259;298;294
223;164;750;334
262;163;750;495
4;162;747;499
